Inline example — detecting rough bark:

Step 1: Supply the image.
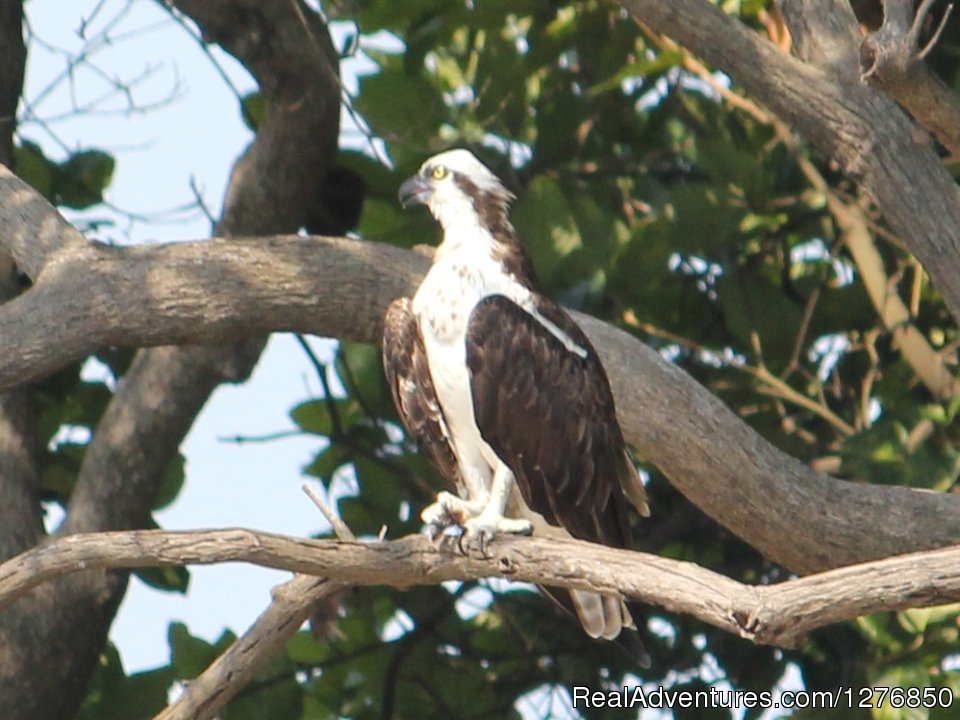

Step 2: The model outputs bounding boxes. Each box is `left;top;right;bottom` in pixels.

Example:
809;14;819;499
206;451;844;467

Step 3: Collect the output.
0;0;24;170
860;0;960;159
0;0;42;564
4;529;960;653
2;229;960;575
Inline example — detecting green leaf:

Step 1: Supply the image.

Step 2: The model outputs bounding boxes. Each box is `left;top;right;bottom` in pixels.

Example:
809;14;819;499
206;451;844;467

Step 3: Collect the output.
240;92;265;132
716;268;806;369
77;643;174;720
512;176;581;286
135;565;190;594
354;53;446;151
302;444;347;486
168;623;235;679
153;452;186;510
40;442;85;504
870;665;934;720
291;399;337;436
286;631;332;665
898;603;960;634
840;419;959;489
14;140;56;200
56;149;115;209
336;341;395;418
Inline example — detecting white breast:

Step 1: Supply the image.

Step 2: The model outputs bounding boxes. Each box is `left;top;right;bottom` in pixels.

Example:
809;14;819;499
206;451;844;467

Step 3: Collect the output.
411;246;508;502
410;234;590;504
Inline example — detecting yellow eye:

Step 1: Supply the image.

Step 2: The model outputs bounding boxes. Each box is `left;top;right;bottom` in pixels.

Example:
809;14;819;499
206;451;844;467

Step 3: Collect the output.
430;165;448;180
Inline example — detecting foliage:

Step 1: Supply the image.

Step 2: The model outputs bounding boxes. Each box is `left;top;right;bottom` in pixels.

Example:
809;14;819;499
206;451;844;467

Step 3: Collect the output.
16;0;960;718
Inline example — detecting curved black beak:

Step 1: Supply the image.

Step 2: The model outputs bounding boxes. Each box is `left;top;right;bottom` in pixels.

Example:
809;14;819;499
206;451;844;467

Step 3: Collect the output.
398;175;432;208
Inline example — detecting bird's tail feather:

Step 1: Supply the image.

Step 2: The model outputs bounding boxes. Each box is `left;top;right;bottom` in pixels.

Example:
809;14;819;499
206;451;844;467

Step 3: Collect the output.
540;586;651;668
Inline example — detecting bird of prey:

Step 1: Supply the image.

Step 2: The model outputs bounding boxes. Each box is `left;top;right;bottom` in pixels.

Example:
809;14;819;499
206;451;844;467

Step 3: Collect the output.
382;149;650;663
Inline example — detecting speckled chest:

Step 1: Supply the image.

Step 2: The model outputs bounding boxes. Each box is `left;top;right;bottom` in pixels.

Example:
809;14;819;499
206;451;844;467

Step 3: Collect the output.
412;255;500;342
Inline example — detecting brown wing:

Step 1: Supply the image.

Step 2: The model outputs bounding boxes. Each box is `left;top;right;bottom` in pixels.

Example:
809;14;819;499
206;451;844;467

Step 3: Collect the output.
465;294;647;549
382;298;461;489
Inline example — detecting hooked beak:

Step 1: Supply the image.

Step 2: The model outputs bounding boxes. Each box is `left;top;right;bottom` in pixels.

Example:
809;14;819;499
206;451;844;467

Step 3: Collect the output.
398;175;432;208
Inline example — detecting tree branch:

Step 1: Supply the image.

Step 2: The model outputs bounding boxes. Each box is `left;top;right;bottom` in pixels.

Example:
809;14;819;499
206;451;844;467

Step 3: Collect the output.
0;1;43;564
0;236;420;391
860;0;960;159
2;232;960;574
0;162;88;281
0;0;24;170
157;573;342;720
771;118;959;401
2;528;959;653
622;0;960;327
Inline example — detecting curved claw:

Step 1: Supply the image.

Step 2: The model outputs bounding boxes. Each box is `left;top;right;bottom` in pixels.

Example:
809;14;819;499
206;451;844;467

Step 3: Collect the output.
459;514;532;557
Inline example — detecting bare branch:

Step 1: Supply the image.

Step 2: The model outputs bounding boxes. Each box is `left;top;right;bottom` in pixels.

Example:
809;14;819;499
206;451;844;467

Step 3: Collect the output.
303;483;356;542
828;194;958;399
771;119;959;400
157;573;342;720
2;528;960;653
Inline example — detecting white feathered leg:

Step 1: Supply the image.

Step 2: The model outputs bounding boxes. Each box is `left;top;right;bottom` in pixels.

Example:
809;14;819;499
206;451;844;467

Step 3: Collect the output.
462;461;532;552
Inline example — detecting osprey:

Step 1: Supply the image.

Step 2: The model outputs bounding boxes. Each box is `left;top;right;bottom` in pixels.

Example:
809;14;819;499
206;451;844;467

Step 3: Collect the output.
382;149;650;664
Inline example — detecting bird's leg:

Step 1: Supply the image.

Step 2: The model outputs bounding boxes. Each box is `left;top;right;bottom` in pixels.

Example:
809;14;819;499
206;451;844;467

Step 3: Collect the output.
461;462;532;555
421;491;486;539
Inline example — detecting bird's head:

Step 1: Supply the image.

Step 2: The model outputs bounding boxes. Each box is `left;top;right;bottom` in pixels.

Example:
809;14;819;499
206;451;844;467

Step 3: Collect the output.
398;149;515;234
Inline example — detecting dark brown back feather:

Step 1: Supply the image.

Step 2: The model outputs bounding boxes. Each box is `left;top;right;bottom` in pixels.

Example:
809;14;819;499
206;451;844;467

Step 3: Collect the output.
465;294;644;549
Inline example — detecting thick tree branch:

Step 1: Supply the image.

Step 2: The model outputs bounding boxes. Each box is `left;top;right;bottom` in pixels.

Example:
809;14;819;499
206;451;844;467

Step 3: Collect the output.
622;0;960;327
2;528;960;653
0;389;42;560
860;0;960;159
0;236;416;390
0;163;87;281
0;1;42;564
2;233;960;574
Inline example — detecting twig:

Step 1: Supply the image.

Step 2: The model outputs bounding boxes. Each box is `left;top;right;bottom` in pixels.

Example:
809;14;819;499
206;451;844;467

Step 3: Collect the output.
156;573;342;720
303;482;356;542
624;314;856;436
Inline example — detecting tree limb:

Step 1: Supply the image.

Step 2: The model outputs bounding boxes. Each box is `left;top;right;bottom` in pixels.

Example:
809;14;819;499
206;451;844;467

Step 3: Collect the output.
622;0;960;327
0;162;88;281
0;1;43;564
2;528;960;653
860;0;960;159
157;573;342;720
0;236;419;391
771;118;959;401
2;232;960;574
